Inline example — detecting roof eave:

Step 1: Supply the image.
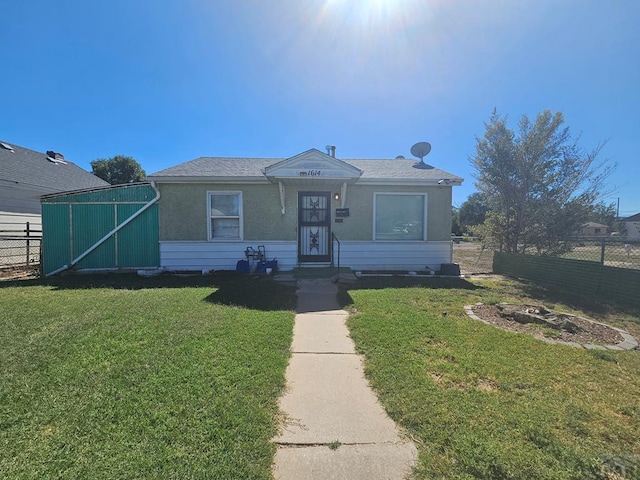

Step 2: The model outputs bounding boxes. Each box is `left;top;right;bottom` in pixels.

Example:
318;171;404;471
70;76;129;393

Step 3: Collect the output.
356;178;464;186
147;175;270;184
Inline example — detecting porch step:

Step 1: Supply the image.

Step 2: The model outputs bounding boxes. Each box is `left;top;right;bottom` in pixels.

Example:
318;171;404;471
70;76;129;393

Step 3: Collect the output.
293;266;352;280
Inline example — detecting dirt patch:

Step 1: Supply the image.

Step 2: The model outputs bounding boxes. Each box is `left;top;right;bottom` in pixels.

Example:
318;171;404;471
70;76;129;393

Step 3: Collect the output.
452;241;494;274
0;266;40;281
470;303;625;346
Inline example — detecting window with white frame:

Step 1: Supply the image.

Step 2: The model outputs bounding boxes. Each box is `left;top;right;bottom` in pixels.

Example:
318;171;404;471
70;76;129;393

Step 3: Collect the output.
208;191;243;240
374;193;426;241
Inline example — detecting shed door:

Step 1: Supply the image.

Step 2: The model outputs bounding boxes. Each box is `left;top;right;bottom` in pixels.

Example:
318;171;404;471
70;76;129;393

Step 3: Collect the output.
298;192;331;263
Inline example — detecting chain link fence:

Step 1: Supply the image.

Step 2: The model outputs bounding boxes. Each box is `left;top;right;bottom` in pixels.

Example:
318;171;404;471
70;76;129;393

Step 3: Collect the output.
453;237;640;275
560;237;640;270
0;221;42;270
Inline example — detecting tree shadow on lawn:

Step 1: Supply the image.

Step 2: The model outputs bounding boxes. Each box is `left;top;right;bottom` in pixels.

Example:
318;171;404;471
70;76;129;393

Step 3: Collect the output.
0;272;297;312
514;276;640;322
337;276;485;309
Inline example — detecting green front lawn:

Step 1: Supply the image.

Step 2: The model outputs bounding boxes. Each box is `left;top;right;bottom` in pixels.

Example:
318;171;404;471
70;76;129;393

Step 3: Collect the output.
3;272;638;479
0;274;295;479
345;277;640;480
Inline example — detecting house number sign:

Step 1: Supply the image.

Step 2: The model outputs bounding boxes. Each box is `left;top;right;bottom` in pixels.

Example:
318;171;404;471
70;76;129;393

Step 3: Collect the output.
299;170;322;177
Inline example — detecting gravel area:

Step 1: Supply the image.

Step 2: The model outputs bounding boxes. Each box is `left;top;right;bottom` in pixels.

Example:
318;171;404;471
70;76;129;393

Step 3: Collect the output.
471;304;625;345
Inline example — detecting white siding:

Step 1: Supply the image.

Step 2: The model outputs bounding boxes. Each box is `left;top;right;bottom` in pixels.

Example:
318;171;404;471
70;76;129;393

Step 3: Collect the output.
338;241;452;271
160;240;453;272
0;211;41;235
160;241;298;271
625;221;640;240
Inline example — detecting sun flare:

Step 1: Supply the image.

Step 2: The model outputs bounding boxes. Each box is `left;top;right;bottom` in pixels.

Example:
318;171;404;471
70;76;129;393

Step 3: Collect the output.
324;0;421;28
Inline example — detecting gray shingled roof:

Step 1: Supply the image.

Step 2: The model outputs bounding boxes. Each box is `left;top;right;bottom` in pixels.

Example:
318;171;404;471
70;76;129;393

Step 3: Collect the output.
581;222;609;228
149;156;463;183
0;140;108;192
150;157;278;178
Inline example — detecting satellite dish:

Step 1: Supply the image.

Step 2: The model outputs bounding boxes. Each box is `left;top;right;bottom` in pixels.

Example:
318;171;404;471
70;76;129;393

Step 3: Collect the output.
410;141;431;160
410;141;433;169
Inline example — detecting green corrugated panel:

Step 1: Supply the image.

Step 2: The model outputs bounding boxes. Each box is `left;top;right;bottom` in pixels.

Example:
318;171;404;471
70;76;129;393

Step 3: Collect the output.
72;204;116;269
42;204;71;275
116;204;160;267
42;183;156;204
41;184;160;273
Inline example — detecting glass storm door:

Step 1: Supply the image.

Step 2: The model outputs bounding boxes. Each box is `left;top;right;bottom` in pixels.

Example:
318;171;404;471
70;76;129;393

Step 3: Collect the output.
298;192;331;263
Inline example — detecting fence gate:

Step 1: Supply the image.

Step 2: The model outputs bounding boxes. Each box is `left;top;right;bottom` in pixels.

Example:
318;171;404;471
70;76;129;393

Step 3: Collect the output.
41;184;159;276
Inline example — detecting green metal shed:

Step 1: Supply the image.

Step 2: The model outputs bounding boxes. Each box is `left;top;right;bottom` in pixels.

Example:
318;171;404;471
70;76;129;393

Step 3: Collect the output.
41;183;160;276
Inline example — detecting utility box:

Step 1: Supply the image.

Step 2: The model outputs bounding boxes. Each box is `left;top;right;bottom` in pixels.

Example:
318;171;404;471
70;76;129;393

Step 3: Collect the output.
439;263;461;276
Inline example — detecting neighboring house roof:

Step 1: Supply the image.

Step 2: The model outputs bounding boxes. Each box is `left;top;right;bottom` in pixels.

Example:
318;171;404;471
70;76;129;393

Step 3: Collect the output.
149;148;463;185
623;213;640;222
0;140;108;193
581;222;609;229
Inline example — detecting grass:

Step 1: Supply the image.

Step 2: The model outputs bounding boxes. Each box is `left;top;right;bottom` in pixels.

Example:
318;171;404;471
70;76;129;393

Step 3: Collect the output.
0;273;296;480
343;276;640;480
3;270;639;479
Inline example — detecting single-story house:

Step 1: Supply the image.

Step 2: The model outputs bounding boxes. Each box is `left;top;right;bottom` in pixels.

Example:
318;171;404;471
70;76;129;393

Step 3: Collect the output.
577;222;610;237
148;147;463;272
623;213;640;240
0;140;108;231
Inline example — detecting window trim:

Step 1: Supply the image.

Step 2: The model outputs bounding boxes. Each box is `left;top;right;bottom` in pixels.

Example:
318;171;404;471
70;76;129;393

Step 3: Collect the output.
207;190;243;241
373;192;427;241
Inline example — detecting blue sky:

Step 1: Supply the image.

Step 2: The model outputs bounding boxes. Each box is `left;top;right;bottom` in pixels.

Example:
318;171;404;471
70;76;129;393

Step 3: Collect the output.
3;0;639;216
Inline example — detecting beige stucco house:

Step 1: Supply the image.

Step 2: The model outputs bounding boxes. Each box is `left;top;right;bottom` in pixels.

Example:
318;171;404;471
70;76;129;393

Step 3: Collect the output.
577;222;610;237
148;148;463;272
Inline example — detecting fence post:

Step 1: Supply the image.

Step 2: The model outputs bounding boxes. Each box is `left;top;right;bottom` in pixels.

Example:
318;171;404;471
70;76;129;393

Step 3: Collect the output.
600;239;606;265
26;221;31;265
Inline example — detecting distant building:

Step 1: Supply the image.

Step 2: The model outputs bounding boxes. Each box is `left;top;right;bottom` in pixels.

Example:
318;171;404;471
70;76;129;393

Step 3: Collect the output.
577;222;610;237
623;213;640;240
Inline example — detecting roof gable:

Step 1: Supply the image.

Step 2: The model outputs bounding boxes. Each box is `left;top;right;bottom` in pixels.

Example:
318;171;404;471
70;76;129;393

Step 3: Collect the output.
624;213;640;222
263;148;362;181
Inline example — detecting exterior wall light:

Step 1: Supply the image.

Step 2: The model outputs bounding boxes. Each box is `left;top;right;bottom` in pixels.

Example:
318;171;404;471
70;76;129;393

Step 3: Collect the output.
333;193;340;201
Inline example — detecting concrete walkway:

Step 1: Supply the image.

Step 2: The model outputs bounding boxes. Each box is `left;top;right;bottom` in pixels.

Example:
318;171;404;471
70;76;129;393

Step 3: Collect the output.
272;278;418;480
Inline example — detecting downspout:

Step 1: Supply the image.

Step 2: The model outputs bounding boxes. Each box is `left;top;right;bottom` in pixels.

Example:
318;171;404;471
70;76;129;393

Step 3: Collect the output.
47;182;161;276
279;182;286;215
340;182;347;208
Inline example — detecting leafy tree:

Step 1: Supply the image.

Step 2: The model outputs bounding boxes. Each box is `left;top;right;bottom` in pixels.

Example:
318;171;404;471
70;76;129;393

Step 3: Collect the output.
459;192;489;233
451;207;463;236
588;201;616;227
471;109;614;254
91;155;146;185
588;201;627;234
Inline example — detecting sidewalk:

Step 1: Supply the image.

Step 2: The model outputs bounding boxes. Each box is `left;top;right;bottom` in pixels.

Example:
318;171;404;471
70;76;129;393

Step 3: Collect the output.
272;278;417;480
